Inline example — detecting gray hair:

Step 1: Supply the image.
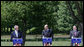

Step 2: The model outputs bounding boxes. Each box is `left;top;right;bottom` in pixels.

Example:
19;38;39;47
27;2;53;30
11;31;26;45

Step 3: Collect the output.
14;25;18;29
73;25;76;28
44;24;48;28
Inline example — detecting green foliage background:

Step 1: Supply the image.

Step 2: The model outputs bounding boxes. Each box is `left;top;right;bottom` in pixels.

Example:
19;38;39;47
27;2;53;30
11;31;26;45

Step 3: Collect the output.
1;1;83;34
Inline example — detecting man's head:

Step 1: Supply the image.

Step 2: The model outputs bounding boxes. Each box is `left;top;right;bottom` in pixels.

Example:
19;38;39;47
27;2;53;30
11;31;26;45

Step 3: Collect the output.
14;25;19;31
44;24;48;30
73;25;77;31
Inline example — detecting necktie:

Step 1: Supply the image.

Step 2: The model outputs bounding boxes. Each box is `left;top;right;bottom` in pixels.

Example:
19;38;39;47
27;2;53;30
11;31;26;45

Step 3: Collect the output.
74;32;76;36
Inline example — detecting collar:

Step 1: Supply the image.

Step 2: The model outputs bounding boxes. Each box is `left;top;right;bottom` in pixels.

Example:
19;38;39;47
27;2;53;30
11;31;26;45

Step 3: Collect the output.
15;30;18;32
45;29;49;31
73;30;77;32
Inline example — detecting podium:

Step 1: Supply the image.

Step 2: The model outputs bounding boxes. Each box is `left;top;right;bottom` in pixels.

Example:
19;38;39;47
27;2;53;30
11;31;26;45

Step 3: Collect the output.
42;37;52;43
71;38;82;43
13;38;23;45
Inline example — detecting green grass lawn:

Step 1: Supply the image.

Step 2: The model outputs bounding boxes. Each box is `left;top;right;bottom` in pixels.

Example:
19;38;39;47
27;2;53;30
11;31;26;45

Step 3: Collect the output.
1;41;83;46
25;41;71;46
1;41;70;46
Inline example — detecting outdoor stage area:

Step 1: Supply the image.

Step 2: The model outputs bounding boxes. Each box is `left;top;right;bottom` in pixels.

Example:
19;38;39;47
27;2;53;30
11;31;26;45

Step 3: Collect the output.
1;35;83;46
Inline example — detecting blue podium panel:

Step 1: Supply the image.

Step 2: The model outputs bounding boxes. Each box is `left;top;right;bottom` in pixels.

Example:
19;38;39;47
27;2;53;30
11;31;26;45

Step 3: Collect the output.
71;39;76;43
71;38;82;43
77;38;81;43
42;38;52;43
13;38;23;45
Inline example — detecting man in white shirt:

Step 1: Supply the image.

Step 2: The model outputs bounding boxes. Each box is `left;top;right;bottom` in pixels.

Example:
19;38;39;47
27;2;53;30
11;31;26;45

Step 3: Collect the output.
11;25;23;46
14;26;18;37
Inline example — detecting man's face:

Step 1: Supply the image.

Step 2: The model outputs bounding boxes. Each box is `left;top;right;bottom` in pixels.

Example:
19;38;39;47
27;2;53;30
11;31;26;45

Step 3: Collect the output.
15;26;19;31
73;26;77;31
44;26;48;30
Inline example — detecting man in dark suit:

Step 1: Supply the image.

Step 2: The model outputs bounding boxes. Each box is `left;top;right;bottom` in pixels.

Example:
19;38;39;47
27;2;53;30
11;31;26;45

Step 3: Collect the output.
11;25;23;46
42;24;53;46
70;25;81;46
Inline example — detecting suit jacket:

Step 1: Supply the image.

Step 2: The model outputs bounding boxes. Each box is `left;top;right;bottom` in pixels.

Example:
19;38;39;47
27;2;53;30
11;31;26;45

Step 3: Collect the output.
11;30;23;41
70;30;81;38
42;29;53;39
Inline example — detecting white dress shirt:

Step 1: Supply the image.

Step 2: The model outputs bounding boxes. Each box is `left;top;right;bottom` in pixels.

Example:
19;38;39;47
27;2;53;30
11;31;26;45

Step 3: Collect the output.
15;30;18;37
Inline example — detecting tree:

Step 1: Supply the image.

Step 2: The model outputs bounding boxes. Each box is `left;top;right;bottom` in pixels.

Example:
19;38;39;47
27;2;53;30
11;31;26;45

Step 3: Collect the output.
56;1;74;34
66;1;83;35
